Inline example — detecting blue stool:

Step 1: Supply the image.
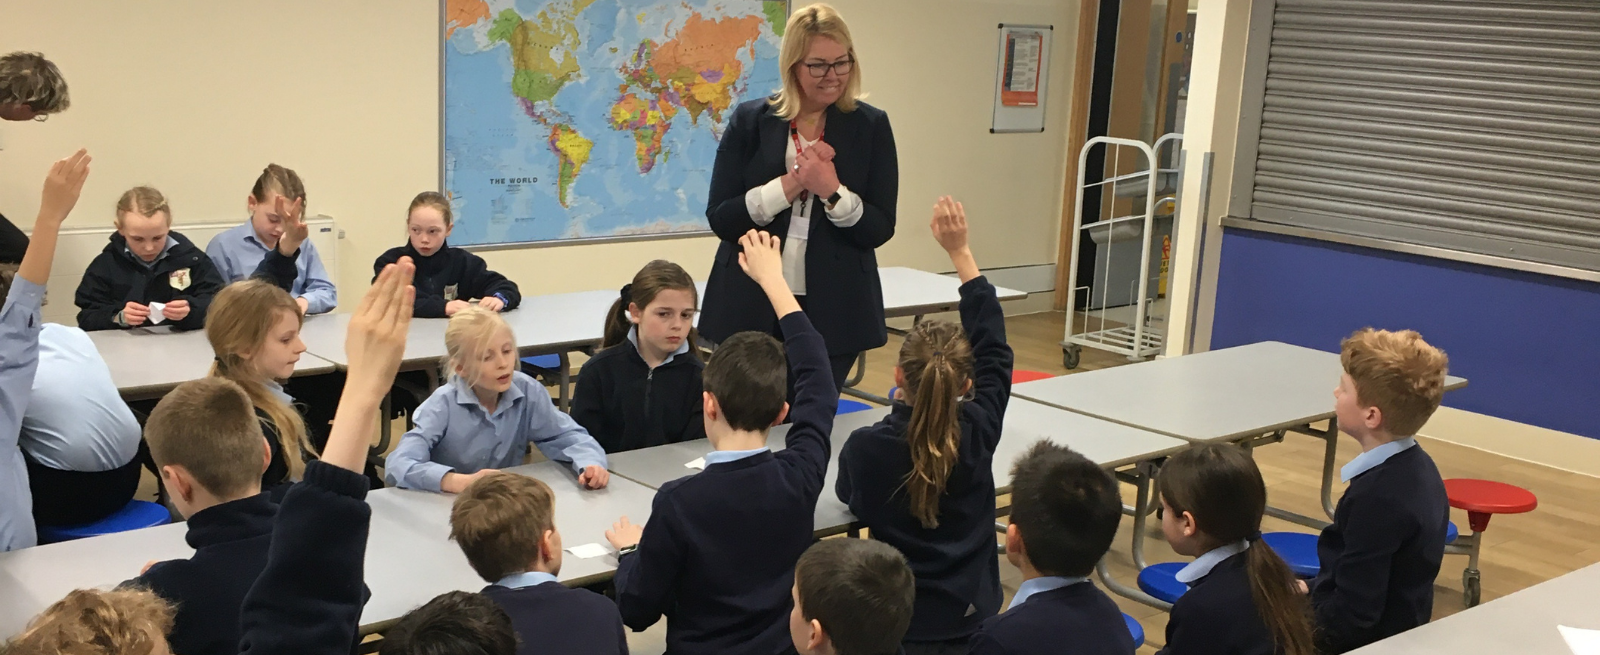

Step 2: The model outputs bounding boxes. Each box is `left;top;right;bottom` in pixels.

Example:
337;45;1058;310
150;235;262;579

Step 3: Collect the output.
1136;561;1189;603
1446;519;1459;544
1123;612;1145;648
1262;532;1320;578
837;399;872;415
520;354;570;411
37;500;171;545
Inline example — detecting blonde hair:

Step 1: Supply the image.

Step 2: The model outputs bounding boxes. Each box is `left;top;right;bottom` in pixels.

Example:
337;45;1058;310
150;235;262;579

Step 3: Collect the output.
769;3;864;121
897;320;973;529
445;307;514;388
146;377;267;499
450;472;557;582
409;191;454;227
1341;328;1450;436
113;186;171;229
207;279;312;477
250;163;306;206
0;52;70;115
5;588;172;655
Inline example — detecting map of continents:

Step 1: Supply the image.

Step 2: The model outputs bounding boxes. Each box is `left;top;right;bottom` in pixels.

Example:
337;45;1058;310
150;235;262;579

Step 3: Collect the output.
444;0;786;245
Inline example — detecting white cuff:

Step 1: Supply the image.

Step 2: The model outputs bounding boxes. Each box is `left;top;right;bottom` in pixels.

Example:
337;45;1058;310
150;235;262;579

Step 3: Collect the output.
825;185;865;227
745;178;791;226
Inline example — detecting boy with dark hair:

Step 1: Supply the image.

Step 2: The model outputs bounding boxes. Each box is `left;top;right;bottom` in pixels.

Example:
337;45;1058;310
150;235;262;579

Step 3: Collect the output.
968;441;1131;655
1311;328;1451;653
379;591;518;655
790;539;916;655
449;472;626;655
128;376;276;655
605;230;837;655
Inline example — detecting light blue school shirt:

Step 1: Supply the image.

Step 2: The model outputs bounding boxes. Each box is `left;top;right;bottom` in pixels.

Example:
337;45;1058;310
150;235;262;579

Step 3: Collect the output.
129;236;179;269
702;447;769;466
0;277;45;550
496;571;559;589
1007;575;1090;610
206;221;338;314
1340;436;1418;483
20;324;141;471
1176;540;1251;584
385;371;608;492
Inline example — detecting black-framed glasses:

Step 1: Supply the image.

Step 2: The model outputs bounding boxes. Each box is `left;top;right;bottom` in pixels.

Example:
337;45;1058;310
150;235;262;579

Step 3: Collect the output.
803;58;854;78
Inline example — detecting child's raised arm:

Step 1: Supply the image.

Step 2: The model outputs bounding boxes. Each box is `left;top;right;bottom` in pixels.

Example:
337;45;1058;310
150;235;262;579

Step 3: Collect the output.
932;196;1012;440
322;259;414;471
736;229;800;318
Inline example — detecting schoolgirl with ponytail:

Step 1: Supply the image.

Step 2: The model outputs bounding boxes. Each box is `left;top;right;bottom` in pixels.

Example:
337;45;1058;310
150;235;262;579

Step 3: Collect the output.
835;197;1015;654
1156;444;1316;655
569;259;707;453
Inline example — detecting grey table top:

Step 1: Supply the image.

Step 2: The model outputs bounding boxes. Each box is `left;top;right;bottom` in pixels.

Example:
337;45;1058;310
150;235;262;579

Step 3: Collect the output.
297;312;451;370
605;398;1186;535
85;324;338;399
1013;341;1470;444
1348;561;1600;655
0;461;657;638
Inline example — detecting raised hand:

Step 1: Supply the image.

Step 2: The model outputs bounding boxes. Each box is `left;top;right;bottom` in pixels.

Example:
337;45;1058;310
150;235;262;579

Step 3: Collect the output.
737;230;784;288
38;149;91;228
931;196;980;283
321;257;416;472
274;194;309;256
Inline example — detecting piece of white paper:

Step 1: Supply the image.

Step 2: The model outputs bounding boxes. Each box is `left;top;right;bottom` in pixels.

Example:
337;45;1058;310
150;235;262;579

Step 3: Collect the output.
565;543;610;559
1560;626;1600;655
146;301;166;325
685;457;706;470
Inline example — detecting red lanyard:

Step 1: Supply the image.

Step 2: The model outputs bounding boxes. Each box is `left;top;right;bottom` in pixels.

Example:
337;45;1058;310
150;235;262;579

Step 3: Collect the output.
789;121;822;202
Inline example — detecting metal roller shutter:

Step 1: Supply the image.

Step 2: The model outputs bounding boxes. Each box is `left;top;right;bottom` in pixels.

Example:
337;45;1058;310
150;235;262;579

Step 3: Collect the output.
1247;0;1600;271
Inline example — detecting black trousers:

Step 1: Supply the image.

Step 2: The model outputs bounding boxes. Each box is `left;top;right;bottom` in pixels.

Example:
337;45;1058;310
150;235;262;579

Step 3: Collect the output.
26;450;142;527
792;295;860;396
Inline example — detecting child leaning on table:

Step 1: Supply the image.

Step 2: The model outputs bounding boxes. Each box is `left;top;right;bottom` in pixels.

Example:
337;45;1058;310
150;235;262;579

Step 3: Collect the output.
385;306;610;493
375;191;519;317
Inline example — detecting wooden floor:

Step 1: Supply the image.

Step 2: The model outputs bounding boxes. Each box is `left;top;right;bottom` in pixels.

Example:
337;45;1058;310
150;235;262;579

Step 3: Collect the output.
139;310;1600;653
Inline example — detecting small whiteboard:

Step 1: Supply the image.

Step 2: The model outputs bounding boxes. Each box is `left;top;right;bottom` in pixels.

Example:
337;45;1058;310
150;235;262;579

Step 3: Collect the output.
992;24;1053;133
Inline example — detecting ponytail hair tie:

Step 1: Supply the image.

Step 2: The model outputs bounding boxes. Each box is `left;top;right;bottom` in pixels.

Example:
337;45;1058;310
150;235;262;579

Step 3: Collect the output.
619;283;633;304
1247;531;1263;542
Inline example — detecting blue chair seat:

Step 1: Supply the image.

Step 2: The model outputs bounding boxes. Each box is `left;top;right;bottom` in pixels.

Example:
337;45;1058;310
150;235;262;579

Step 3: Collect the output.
1262;531;1320;578
520;354;561;370
1123;612;1145;649
837;399;872;415
1136;561;1189;603
38;500;171;544
1447;520;1459;544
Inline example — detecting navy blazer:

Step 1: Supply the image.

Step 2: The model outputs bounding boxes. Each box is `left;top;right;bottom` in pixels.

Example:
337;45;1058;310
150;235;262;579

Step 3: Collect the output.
700;97;898;356
482;581;628;655
1157;552;1276;655
969;582;1135;655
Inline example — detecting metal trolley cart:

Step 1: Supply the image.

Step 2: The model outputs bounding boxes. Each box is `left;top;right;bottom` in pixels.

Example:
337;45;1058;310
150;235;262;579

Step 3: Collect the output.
1062;134;1183;369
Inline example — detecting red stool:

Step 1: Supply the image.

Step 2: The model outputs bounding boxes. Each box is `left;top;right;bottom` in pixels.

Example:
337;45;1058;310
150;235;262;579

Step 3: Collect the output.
1012;369;1054;384
1443;478;1537;607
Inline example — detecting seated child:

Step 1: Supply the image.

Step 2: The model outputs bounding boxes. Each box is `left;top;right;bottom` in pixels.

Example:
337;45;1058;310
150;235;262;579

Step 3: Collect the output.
1311;328;1451;653
379;591;517;655
571;259;705;453
449;472;627;655
74;186;225;331
836;197;1014;653
0;148;91;552
969;442;1129;655
790;538;916;655
386;307;609;493
604;229;836;655
1156;444;1314;655
375;191;519;317
207;278;316;495
128;376;278;655
207;163;337;314
11;264;142;528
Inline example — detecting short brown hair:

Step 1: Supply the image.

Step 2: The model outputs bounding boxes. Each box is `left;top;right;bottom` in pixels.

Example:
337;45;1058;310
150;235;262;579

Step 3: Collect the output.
0;263;17;301
5;588;172;655
409;191;454;227
795;539;914;655
145;377;266;499
0;52;70;115
1341;328;1449;436
450;473;556;583
702;331;788;431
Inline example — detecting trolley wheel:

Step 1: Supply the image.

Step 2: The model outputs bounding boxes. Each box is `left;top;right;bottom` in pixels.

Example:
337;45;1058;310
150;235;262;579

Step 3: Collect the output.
1462;570;1482;607
1062;344;1082;370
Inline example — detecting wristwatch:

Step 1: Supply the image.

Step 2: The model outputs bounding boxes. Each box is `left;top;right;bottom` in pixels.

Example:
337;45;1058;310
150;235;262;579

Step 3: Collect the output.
115;310;128;328
824;190;843;210
618;544;639;557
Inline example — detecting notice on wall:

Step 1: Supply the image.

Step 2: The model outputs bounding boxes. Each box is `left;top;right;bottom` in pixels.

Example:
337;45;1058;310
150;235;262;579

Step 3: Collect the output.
992;24;1052;133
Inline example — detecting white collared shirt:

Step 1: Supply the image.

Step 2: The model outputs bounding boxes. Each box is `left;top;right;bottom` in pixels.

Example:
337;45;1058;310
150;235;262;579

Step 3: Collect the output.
702;447;769;467
495;570;558;589
1340;437;1418;483
743;131;864;296
1007;575;1090;610
1176;540;1251;584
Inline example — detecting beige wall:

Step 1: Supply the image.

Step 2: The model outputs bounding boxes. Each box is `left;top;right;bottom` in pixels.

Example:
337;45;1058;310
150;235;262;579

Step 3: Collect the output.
0;0;1078;305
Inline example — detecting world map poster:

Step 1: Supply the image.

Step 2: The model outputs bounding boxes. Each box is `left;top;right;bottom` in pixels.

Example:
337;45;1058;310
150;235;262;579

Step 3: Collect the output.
443;0;787;245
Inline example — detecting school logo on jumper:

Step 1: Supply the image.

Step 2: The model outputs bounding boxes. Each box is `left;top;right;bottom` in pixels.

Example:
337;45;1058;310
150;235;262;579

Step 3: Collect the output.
169;268;192;291
444;284;459;301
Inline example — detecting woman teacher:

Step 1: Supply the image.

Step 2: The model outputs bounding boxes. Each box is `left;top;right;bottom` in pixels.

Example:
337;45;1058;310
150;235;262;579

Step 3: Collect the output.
701;3;899;390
